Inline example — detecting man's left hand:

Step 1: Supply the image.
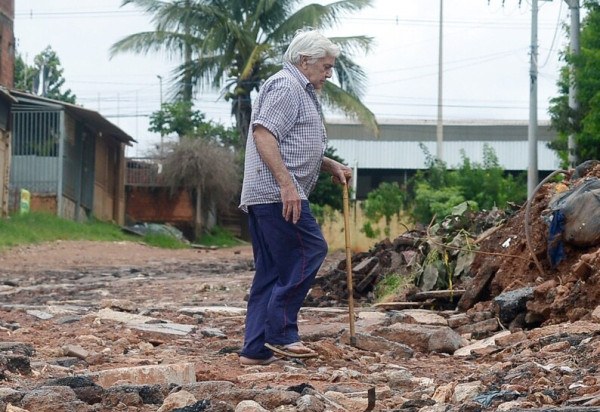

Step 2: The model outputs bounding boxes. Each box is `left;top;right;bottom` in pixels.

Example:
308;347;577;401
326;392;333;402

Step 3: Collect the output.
331;165;352;186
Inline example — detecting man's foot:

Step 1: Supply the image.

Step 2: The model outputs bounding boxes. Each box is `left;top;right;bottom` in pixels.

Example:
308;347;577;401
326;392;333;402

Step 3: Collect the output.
264;342;318;358
239;355;280;366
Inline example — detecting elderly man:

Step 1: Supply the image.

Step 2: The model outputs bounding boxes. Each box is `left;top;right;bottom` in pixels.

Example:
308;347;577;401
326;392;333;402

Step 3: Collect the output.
238;29;352;365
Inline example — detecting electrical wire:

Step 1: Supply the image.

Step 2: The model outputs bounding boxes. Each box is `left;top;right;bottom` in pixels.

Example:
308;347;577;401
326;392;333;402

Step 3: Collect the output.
539;0;564;68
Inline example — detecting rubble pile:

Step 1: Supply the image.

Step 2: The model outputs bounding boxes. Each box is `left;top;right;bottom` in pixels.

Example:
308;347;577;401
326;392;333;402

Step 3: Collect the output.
311;160;600;335
308;207;510;308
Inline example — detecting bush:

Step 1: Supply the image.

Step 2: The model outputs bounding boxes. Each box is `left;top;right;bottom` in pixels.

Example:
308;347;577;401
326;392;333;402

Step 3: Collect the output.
361;182;404;238
405;144;526;225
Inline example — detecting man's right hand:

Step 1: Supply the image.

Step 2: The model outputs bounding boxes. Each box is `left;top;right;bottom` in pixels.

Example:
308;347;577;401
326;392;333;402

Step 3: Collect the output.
281;183;302;224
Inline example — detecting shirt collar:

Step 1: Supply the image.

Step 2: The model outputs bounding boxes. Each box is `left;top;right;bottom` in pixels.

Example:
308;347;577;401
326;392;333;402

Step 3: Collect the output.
283;62;314;91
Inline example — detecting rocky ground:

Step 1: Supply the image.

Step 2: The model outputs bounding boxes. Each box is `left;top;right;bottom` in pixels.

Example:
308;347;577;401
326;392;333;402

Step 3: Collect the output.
2;165;600;411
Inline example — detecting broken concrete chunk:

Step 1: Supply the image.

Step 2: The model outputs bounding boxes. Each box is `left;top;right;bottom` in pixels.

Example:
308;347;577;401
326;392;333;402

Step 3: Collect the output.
454;331;511;357
386;309;448;326
178;306;246;317
89;363;196;388
340;330;413;359
25;310;53;320
127;322;196;336
0;355;31;375
99;299;137;313
374;323;463;354
62;345;89;360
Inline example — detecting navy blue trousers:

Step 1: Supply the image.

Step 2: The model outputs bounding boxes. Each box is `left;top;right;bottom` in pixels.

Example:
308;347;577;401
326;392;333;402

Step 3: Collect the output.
240;201;328;360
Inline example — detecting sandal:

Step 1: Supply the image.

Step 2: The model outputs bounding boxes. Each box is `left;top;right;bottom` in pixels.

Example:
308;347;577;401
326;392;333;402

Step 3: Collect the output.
239;355;281;366
264;342;318;358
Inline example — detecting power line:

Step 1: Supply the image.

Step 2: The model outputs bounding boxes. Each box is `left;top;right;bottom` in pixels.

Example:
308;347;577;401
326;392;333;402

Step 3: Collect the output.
15;6;562;30
15;9;142;19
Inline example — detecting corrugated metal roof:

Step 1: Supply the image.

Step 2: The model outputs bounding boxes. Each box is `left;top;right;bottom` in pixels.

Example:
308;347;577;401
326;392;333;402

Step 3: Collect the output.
10;90;136;145
0;87;18;103
328;139;561;171
325;119;556;142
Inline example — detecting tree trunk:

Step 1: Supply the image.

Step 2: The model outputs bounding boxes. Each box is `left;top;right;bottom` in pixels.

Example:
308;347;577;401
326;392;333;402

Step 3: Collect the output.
183;41;193;103
234;91;252;150
194;185;203;240
182;0;193;103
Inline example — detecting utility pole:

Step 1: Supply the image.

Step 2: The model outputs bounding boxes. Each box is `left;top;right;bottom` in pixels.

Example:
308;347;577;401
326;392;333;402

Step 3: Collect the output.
565;0;580;168
157;75;164;156
436;0;444;161
157;75;163;106
527;0;539;198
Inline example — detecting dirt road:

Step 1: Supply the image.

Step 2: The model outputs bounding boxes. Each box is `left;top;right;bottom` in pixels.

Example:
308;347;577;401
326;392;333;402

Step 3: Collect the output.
1;240;600;411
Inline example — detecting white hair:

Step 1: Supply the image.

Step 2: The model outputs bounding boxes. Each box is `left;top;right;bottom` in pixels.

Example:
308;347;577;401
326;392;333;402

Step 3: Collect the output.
283;29;341;65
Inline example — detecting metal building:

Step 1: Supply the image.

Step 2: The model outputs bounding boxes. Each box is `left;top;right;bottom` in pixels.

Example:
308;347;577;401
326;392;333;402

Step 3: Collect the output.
326;119;560;198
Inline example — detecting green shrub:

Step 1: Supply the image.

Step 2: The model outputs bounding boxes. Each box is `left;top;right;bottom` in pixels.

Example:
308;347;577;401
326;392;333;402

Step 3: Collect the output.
361;182;404;238
406;144;526;225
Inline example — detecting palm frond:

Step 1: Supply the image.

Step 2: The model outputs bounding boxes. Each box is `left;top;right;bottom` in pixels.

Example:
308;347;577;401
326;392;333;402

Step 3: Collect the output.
334;54;368;97
109;31;195;59
270;0;373;39
329;35;375;56
322;81;379;137
240;44;271;81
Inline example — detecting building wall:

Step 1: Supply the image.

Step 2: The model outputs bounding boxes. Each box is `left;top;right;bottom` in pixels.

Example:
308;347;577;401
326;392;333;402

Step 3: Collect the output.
115;143;126;224
126;187;194;223
0;128;9;215
32;193;57;214
93;137;126;224
125;186;195;237
0;0;13;215
0;0;14;88
325;119;561;197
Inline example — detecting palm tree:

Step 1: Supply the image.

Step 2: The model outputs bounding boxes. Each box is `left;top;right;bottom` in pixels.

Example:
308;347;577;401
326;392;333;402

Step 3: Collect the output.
111;0;378;149
109;0;200;102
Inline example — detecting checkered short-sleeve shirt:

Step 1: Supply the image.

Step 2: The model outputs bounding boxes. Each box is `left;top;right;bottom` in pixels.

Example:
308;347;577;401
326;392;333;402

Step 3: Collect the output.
239;63;327;212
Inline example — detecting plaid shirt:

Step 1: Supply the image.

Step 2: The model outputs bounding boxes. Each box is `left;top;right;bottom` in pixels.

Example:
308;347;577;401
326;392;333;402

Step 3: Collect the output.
239;62;327;212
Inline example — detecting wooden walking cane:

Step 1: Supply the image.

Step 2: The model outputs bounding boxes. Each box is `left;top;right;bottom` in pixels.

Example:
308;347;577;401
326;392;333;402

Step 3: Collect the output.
342;181;357;346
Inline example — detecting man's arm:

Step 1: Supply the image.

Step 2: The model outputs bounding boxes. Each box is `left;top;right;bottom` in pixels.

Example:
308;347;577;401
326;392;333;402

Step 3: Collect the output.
253;125;302;224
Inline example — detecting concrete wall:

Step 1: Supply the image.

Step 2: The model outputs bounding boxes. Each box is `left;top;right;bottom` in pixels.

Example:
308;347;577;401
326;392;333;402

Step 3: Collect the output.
0;0;14;88
0;128;9;216
125;186;194;226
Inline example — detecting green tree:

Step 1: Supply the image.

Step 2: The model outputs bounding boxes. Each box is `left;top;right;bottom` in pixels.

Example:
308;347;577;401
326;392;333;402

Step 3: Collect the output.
412;182;465;226
14;47;76;104
548;1;600;165
109;0;197;102
111;0;378;150
454;145;526;211
14;54;33;91
309;146;348;224
361;181;404;238
150;101;205;138
149;100;239;148
311;146;347;210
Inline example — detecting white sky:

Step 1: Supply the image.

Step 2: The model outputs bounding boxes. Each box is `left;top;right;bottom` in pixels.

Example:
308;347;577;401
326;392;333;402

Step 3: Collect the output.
15;0;574;157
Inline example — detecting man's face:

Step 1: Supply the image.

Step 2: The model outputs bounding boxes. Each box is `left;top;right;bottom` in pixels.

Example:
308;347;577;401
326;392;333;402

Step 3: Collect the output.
299;55;335;90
